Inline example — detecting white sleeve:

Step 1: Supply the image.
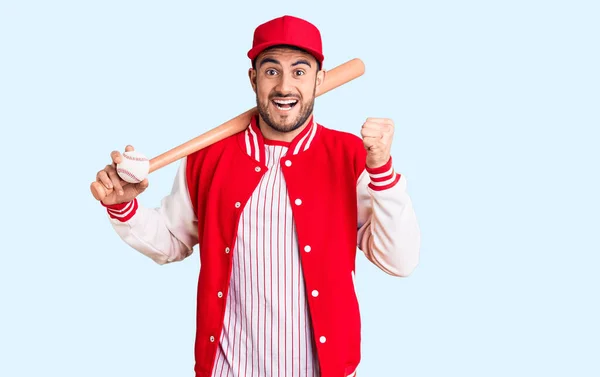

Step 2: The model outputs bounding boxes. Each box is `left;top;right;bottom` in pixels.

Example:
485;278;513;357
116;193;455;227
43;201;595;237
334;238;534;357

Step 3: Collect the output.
356;158;421;277
105;158;199;265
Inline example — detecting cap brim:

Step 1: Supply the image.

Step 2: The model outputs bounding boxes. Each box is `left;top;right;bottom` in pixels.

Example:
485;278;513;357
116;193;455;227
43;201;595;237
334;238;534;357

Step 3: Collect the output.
248;41;324;66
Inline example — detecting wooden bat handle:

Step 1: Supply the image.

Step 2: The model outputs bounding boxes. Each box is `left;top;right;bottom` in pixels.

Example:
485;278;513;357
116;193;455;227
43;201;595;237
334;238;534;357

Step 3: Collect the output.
91;58;366;202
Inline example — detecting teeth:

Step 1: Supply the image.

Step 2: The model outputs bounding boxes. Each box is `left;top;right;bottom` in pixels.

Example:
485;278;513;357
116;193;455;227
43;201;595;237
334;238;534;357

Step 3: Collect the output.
273;99;297;104
276;104;293;111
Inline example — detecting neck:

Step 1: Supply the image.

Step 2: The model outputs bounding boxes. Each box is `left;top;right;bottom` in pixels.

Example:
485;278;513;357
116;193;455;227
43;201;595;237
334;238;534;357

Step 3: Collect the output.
258;115;313;143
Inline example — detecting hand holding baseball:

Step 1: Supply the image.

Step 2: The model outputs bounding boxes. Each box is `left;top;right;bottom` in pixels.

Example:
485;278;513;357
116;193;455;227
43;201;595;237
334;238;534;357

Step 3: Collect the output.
361;117;395;168
93;145;149;205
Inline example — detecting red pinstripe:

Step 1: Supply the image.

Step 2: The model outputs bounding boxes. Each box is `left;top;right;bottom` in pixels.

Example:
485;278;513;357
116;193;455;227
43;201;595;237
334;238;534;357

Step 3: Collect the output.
212;143;319;377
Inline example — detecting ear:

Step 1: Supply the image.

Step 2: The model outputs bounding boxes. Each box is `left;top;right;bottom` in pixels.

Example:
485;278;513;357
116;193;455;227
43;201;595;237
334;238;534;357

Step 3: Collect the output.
315;69;326;91
248;68;257;93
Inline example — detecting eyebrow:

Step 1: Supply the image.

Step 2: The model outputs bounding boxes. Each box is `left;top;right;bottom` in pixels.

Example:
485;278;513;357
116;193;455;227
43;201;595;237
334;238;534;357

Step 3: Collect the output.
258;57;280;67
258;58;312;68
292;59;312;68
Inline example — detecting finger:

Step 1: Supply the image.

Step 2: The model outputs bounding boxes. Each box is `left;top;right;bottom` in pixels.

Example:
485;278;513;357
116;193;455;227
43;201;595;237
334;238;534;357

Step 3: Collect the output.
362;122;388;132
365;126;394;141
362;136;383;149
366;117;393;125
91;181;108;202
107;168;125;195
363;121;394;132
361;127;384;138
111;150;123;165
125;145;134;152
97;169;113;190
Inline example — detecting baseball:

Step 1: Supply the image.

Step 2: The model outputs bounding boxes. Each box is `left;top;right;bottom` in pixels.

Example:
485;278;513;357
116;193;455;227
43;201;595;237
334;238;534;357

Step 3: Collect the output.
117;151;150;184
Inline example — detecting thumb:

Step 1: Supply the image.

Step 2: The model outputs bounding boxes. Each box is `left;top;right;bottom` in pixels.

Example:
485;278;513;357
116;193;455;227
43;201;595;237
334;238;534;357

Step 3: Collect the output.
363;136;378;150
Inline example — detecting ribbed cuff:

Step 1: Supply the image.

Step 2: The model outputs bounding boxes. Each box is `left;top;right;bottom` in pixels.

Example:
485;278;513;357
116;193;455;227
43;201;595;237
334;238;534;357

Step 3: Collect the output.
101;199;138;222
366;157;401;191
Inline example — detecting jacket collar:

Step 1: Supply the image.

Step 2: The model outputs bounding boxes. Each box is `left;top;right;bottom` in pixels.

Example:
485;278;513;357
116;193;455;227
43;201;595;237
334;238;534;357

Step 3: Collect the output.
238;114;320;164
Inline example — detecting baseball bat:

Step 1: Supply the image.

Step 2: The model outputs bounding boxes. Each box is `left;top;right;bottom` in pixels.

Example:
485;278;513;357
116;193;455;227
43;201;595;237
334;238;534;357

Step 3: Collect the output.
91;57;366;202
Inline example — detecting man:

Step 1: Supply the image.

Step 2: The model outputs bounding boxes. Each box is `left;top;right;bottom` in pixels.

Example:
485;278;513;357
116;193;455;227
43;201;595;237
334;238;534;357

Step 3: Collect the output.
95;15;420;377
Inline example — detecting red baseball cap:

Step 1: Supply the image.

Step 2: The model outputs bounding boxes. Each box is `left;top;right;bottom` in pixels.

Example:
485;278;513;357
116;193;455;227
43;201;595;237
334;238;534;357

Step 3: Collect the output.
247;15;324;67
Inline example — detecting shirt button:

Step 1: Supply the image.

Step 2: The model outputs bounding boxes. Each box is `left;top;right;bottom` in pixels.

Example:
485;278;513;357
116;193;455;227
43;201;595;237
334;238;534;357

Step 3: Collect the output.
235;202;241;208
225;247;230;254
304;245;311;252
210;336;215;342
218;291;223;298
285;160;292;167
320;336;326;343
295;198;302;206
255;166;261;172
312;290;319;297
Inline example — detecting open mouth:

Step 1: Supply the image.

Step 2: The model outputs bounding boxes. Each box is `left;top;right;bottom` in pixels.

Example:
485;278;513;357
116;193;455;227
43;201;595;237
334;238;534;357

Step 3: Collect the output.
272;98;299;111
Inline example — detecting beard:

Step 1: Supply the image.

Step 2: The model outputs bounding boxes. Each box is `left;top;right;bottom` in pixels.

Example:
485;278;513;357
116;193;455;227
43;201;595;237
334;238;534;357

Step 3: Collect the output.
256;87;316;134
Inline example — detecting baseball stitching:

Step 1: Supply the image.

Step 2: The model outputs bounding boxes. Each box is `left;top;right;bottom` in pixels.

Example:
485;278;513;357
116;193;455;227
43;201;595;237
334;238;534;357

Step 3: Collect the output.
124;154;149;162
117;168;142;182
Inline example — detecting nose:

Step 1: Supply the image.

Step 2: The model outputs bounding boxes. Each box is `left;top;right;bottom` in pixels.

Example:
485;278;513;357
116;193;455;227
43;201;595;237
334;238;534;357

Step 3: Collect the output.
276;71;295;94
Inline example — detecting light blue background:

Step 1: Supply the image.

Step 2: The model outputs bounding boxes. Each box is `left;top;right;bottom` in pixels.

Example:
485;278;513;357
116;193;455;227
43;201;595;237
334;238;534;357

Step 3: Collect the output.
1;0;598;376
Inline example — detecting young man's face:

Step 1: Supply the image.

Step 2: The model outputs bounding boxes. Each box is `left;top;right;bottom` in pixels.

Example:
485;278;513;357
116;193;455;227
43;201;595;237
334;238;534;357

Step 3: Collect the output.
249;47;324;134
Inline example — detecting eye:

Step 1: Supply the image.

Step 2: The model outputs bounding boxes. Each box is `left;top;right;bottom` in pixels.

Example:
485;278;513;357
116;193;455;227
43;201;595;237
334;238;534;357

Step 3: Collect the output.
266;69;278;76
295;69;306;76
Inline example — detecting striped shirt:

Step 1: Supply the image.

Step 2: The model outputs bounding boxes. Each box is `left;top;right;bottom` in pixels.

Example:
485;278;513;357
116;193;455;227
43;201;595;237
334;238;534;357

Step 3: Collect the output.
211;140;320;377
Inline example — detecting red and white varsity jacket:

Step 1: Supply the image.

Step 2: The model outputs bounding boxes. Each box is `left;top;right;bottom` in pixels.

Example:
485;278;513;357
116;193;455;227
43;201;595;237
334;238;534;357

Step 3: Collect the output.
103;115;421;377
